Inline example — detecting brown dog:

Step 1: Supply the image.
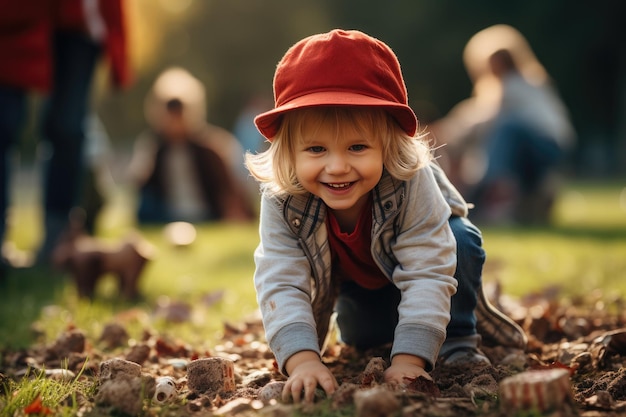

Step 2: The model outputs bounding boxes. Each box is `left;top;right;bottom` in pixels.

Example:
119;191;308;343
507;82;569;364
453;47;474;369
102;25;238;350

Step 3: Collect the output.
51;220;155;300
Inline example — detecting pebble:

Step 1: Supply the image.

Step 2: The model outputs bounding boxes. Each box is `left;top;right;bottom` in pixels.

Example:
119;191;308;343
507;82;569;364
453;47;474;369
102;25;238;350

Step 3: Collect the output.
257;381;285;403
166;358;189;370
499;368;573;412
99;358;142;382
187;357;236;394
354;387;400;417
45;369;76;381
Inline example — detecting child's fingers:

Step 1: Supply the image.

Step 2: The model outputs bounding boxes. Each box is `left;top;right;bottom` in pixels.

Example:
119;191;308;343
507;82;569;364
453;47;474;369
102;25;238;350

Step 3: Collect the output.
318;374;338;396
283;378;327;403
283;379;301;403
304;381;316;403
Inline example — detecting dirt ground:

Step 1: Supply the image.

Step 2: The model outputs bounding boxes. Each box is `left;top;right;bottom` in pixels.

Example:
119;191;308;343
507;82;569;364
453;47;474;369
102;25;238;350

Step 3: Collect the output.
2;285;626;416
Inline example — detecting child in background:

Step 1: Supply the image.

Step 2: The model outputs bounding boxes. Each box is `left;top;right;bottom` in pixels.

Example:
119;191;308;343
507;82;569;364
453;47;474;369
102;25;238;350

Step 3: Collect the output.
128;67;256;224
245;29;526;403
431;25;575;225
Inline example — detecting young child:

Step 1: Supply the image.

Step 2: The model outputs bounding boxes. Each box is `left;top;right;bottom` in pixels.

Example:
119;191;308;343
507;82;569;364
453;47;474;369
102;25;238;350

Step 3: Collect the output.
128;67;256;224
245;29;526;403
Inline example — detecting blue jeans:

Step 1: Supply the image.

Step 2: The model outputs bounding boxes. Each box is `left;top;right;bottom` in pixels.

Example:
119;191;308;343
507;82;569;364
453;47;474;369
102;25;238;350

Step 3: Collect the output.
479;116;563;196
0;87;28;245
335;216;484;348
0;31;101;251
40;31;101;251
136;187;214;224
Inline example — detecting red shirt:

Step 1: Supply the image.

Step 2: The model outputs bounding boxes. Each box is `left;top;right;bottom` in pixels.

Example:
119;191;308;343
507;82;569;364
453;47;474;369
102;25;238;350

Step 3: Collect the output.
326;196;390;290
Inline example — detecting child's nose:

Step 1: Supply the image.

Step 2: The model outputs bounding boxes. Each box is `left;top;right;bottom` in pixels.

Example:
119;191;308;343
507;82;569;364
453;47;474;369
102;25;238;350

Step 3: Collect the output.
325;153;350;174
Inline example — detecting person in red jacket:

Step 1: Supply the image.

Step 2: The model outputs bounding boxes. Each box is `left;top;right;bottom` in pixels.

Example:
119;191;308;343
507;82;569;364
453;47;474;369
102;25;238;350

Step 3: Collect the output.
0;0;132;272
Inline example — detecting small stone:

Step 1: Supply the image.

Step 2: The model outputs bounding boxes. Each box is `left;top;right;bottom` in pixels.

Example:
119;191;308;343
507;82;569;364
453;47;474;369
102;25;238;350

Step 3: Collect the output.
354;386;400;417
186;395;212;413
125;343;151;365
48;329;85;359
585;390;614;410
99;358;142;383
166;358;189;370
99;323;129;349
214;398;255;415
187;357;236;394
257;381;285;403
44;369;76;381
242;370;272;387
96;374;155;416
570;351;593;373
499;368;573;412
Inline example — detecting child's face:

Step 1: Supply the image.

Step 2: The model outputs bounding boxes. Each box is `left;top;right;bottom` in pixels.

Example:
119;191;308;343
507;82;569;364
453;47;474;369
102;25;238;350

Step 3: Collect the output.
161;109;188;142
294;120;383;218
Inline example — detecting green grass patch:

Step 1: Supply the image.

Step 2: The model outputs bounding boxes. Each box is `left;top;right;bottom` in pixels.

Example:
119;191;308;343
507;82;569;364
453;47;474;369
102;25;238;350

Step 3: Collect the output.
0;364;96;417
0;179;624;417
480;181;626;299
1;180;624;353
1;220;260;351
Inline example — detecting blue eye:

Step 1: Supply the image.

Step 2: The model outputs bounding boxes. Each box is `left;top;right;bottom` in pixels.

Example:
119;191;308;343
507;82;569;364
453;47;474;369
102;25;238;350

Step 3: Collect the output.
308;146;325;153
350;144;367;151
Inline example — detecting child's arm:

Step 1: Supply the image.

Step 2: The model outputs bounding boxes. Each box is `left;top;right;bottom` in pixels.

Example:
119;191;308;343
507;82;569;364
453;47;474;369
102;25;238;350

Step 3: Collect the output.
389;165;459;369
383;353;431;385
254;195;335;401
283;351;338;403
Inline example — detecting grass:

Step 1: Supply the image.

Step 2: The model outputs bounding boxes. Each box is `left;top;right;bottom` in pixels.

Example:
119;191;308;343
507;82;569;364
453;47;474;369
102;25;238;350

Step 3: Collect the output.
1;180;624;351
2;182;626;343
1;364;95;417
0;179;624;415
480;181;626;299
0;224;261;353
0;186;261;352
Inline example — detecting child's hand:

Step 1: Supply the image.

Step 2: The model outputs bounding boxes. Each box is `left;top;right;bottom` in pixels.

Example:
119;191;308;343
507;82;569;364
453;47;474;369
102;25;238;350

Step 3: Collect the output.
283;351;338;403
384;353;431;386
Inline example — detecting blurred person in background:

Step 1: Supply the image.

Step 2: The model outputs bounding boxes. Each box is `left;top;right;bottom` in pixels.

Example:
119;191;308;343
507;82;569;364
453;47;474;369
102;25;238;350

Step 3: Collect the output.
431;24;575;225
0;0;132;271
127;67;256;225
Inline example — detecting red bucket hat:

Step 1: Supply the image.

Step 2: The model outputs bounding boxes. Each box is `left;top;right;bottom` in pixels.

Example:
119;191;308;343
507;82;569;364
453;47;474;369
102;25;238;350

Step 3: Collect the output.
254;29;418;140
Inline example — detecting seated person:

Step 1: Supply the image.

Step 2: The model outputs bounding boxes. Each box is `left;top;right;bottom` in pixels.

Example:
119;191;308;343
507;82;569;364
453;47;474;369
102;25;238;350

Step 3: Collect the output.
128;67;256;224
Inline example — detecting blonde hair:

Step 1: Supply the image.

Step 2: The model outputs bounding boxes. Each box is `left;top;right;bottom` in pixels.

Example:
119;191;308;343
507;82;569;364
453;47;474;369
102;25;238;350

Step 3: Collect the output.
245;107;432;196
463;25;548;106
145;67;207;134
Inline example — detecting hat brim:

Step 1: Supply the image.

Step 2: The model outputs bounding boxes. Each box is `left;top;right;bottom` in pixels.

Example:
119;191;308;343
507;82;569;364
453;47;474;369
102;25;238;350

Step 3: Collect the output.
254;91;418;140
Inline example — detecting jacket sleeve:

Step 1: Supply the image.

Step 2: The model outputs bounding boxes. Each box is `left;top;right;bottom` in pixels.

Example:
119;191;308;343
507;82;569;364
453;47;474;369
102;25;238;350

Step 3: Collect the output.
389;165;458;370
253;194;321;373
430;160;469;218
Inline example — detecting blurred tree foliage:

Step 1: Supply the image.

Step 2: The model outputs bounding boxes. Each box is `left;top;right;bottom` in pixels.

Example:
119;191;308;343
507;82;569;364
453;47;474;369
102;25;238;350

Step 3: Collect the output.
95;0;626;177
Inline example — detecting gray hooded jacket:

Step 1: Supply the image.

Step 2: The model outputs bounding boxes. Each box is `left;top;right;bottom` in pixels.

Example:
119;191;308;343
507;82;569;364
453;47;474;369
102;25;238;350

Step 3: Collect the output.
253;162;469;372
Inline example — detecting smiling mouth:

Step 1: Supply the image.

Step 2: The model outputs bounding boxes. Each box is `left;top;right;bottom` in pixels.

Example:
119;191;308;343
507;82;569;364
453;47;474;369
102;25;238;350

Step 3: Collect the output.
324;182;354;189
